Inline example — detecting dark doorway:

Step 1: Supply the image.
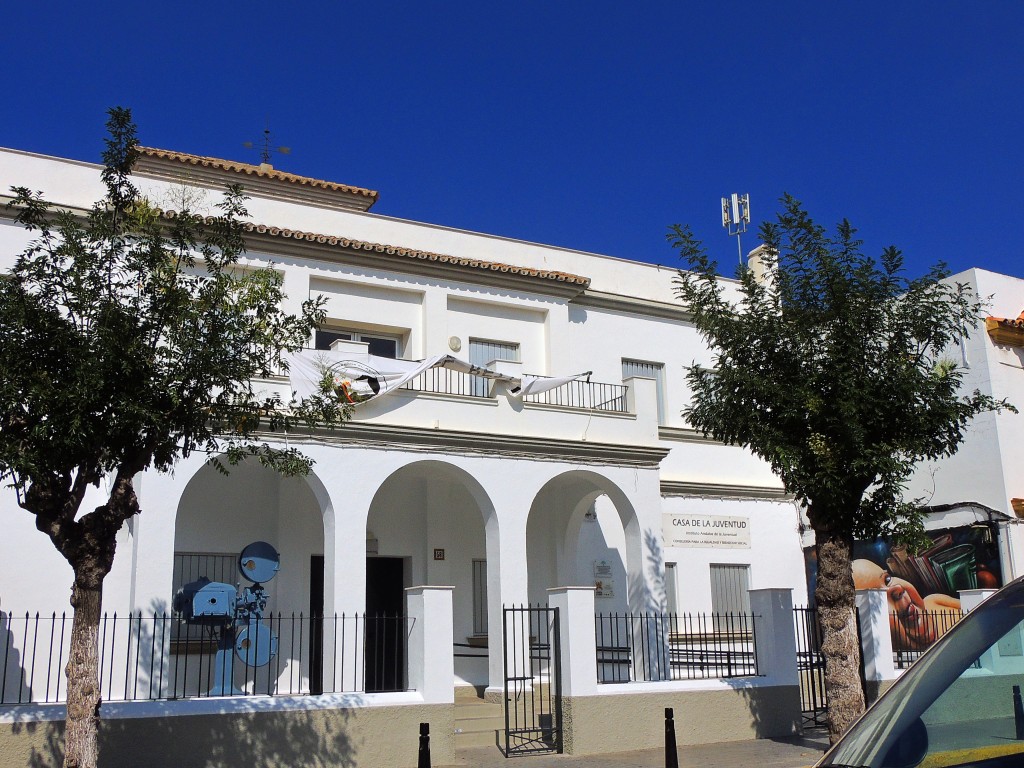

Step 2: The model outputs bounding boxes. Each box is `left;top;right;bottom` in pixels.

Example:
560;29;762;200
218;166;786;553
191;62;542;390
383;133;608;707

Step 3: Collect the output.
309;555;325;694
365;557;406;692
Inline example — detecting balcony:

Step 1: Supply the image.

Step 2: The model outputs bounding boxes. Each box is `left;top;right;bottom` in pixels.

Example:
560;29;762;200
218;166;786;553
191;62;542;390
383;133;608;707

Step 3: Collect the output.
399;366;628;414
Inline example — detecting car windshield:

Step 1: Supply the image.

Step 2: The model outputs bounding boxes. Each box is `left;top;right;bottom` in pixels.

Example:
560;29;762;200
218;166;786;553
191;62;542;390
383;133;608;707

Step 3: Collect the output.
821;578;1024;768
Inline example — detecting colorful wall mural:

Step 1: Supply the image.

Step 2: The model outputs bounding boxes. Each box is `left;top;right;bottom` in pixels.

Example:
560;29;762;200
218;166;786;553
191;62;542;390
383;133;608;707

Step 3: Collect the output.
804;524;1003;651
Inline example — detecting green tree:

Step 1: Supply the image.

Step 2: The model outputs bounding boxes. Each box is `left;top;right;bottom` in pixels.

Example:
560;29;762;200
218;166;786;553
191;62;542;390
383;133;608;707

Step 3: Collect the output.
0;109;349;768
669;195;1012;742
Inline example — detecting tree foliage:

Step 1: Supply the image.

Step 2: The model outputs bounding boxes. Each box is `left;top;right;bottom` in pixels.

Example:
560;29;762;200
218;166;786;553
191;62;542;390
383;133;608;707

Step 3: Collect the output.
671;194;1010;544
0;107;349;768
669;194;1013;740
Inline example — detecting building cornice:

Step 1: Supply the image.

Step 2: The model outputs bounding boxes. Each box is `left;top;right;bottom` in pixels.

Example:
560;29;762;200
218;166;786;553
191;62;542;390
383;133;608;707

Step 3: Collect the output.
657;426;724;445
133;148;379;212
0;195;591;300
283;422;670;468
238;224;590;299
572;289;693;322
660;479;792;501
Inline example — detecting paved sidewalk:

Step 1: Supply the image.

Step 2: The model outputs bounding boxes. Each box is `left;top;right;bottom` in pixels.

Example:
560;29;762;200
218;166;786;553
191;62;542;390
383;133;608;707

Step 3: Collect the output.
449;731;830;767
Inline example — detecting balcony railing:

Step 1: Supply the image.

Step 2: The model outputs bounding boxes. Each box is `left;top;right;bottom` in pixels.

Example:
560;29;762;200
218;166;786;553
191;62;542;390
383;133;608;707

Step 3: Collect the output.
400;367;486;398
400;366;629;413
523;378;628;413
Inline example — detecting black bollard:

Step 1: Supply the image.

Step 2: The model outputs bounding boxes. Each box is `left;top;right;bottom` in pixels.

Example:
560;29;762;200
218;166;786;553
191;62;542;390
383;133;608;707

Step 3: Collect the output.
1014;686;1024;740
664;707;679;768
418;721;431;768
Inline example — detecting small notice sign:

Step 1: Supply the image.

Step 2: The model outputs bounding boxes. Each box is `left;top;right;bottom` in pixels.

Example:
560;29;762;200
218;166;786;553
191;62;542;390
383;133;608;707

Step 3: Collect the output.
594;560;615;597
663;513;751;549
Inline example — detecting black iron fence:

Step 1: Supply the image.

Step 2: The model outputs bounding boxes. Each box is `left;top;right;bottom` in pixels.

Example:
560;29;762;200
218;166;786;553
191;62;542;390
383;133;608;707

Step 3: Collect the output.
594;611;759;683
793;606;827;727
891;609;964;669
0;611;408;705
503;605;562;756
523;379;628;413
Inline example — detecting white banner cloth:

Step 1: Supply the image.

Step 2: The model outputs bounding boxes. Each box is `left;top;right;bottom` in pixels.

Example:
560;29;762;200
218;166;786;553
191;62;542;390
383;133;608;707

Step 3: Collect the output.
284;350;589;404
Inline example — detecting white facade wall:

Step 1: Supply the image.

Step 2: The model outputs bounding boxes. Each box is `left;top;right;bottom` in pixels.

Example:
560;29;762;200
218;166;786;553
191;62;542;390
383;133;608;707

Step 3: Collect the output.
0;147;800;700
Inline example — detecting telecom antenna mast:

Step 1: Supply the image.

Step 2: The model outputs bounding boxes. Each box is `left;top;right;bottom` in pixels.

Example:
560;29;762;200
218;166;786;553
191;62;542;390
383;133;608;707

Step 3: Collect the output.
721;193;751;266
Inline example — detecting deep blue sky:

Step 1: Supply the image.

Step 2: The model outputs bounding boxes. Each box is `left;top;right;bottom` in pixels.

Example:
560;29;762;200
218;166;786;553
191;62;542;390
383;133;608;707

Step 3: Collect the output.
4;3;1022;279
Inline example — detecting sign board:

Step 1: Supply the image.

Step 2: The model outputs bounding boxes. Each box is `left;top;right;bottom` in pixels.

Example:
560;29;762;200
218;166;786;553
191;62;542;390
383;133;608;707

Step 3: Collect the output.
594;560;615;597
663;513;751;549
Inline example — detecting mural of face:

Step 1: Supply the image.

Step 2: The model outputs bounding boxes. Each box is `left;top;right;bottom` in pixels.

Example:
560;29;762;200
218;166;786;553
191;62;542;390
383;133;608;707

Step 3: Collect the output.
851;559;939;649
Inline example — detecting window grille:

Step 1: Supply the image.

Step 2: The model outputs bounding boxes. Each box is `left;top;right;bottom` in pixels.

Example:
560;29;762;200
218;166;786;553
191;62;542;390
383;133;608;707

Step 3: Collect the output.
710;564;751;632
665;562;679;613
472;559;488;635
621;359;666;424
171;552;238;640
469;339;519;397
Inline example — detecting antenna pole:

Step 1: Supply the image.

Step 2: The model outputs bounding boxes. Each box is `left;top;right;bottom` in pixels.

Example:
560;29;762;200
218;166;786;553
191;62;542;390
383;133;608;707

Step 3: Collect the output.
721;193;751;268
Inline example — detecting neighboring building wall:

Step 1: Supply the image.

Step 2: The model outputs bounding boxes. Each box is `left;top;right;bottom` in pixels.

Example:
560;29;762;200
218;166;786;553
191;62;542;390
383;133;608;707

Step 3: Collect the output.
907;268;1024;578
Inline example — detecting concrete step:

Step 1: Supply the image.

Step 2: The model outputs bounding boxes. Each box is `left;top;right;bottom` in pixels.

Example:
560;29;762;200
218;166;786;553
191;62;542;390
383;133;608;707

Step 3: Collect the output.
454;689;505;749
455;701;503;719
454;725;503;749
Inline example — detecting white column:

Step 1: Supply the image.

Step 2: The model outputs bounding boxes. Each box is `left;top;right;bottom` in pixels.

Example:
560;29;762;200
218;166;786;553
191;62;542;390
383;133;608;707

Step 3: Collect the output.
749;588;797;685
623;375;658;437
485;513;529;697
132;461;205;612
406;586;454;704
960;589;997;613
856;588;897;684
548;587;597;697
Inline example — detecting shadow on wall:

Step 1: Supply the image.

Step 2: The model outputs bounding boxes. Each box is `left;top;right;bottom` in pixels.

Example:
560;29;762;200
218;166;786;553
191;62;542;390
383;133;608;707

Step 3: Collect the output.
7;596;362;767
641;530;802;741
12;698;360;768
1;608;31;705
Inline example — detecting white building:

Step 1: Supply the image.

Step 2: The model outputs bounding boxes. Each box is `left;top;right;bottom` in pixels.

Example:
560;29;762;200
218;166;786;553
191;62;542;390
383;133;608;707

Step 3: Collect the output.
0;146;811;766
906;268;1024;577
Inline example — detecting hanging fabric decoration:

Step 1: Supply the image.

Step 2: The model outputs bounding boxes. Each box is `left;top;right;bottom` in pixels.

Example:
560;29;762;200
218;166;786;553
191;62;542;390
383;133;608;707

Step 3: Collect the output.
284;349;591;406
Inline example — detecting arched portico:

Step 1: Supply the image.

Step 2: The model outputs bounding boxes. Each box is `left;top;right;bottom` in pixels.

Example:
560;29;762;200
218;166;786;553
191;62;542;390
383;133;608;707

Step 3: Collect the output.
173;458;330;614
526;470;647;613
367;460;498;689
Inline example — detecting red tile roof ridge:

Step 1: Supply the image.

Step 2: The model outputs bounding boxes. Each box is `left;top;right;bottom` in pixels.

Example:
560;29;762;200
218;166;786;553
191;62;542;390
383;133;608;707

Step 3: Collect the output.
988;309;1024;327
137;147;379;200
159;209;590;288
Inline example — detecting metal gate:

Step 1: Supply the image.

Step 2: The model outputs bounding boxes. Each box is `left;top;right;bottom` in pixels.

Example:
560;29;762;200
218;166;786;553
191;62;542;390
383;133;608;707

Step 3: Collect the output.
502;606;562;756
793;606;827;727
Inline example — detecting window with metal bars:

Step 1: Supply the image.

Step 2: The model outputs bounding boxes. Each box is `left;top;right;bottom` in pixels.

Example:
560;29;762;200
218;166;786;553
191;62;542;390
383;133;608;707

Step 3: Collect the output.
621;359;666;424
171;552;239;640
469;339;519;397
472;559;488;636
709;564;751;631
665;562;679;613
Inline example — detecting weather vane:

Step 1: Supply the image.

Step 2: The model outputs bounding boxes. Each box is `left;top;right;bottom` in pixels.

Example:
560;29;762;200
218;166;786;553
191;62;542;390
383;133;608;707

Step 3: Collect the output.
243;123;291;165
721;193;751;266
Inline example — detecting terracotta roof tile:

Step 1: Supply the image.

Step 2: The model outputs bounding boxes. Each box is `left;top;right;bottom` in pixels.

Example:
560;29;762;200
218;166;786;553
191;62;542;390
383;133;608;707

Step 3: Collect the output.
985;309;1024;346
137;147;379;202
160;210;591;290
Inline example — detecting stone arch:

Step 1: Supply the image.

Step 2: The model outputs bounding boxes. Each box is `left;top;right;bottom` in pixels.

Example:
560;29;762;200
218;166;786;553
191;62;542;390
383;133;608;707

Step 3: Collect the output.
526;470;644;612
173;457;331;615
367;459;497;689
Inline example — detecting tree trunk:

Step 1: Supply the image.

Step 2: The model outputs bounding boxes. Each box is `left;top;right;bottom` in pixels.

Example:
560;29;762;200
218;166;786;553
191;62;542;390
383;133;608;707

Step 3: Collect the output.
814;527;866;744
64;577;103;768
